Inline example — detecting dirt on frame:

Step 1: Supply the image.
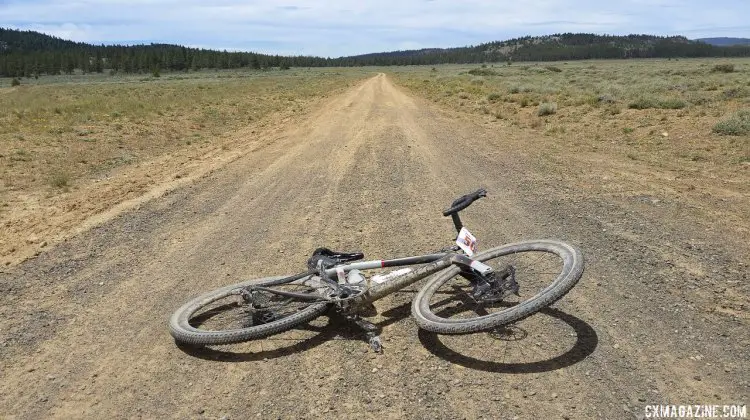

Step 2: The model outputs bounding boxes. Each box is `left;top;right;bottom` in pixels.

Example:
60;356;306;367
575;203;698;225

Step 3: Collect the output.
0;74;747;419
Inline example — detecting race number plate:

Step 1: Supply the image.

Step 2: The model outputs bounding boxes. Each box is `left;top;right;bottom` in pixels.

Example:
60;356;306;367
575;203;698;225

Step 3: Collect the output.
456;227;478;256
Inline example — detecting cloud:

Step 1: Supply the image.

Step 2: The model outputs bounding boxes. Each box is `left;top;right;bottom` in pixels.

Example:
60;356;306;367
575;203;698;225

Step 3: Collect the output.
2;0;748;56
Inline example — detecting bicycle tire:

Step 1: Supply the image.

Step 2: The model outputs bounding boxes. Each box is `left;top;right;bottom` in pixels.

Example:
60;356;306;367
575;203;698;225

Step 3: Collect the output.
412;239;584;334
169;275;330;346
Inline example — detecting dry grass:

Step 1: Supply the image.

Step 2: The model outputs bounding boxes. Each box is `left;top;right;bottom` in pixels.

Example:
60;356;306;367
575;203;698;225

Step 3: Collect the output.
0;69;371;202
389;59;750;170
388;59;750;239
713;109;750;136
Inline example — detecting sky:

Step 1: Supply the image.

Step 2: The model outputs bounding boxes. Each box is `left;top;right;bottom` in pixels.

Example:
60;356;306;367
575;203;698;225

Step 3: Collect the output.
1;0;748;57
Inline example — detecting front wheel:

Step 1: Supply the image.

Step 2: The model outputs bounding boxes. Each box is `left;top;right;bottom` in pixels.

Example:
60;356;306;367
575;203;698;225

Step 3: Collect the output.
412;239;584;334
169;275;331;346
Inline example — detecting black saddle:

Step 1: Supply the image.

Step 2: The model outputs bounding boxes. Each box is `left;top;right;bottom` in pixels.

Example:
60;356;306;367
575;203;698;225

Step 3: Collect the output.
307;247;365;270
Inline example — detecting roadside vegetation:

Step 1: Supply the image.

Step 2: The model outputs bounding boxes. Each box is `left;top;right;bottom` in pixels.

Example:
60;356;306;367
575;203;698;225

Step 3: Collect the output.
0;68;370;203
389;58;750;239
713;109;750;136
389;58;750;171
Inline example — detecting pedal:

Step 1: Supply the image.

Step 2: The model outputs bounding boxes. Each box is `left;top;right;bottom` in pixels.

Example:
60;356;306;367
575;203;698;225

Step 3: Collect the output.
344;314;383;353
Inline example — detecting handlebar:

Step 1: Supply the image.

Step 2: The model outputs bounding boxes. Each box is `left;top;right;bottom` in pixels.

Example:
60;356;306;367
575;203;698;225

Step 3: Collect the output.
443;188;487;216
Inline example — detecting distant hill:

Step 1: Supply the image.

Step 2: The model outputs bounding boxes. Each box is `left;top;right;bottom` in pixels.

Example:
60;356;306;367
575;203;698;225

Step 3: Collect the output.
343;33;750;65
0;27;326;78
696;37;750;46
2;28;750;77
0;27;85;52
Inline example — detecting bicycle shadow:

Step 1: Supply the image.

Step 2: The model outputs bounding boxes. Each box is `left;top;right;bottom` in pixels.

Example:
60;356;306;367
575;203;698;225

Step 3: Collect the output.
176;294;597;371
416;306;598;374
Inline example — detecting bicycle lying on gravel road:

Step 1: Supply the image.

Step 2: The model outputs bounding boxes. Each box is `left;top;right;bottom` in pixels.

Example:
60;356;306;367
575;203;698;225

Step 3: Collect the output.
169;189;584;352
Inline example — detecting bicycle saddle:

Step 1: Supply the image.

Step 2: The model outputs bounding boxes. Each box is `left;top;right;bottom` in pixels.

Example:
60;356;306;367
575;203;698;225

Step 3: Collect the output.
307;247;365;270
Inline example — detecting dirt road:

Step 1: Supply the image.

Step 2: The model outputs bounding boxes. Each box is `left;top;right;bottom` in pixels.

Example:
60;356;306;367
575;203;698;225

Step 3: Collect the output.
1;74;747;419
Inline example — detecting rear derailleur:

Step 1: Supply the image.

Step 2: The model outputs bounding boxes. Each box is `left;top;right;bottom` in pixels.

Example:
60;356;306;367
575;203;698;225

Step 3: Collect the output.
239;288;279;327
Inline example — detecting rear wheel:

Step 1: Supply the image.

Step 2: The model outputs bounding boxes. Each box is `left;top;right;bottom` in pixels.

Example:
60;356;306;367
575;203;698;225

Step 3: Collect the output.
169;275;330;346
412;240;584;334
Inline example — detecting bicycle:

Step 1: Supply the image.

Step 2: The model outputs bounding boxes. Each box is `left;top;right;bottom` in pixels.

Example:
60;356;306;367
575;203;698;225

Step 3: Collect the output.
169;188;584;352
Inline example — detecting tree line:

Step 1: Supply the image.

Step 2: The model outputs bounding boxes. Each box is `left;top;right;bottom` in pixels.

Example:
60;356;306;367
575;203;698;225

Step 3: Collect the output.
2;28;750;78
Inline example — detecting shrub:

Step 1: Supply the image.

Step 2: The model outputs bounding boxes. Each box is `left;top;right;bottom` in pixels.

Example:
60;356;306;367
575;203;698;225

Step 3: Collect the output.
723;87;748;99
487;92;502;102
50;171;71;189
605;104;621;115
11;78;20;86
687;94;711;105
711;64;735;73
537;102;557;116
629;97;686;110
468;68;498;76
545;65;562;73
11;149;31;162
509;86;530;94
628;97;658;109
658;99;687;109
712;110;750;136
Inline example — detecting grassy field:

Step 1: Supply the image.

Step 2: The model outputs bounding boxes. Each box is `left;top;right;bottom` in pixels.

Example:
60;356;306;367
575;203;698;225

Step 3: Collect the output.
0;69;372;199
389;59;749;166
0;68;376;264
388;58;750;242
389;59;750;184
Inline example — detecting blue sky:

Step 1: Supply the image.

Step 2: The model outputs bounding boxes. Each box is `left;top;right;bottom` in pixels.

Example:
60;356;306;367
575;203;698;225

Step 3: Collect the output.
1;0;748;57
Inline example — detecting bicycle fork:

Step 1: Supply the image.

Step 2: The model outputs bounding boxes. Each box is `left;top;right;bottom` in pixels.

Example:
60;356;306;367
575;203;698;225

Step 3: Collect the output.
450;254;519;301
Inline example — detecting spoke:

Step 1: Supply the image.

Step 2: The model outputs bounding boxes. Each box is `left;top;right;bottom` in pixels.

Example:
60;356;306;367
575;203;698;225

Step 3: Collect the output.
520;252;551;268
518;271;562;276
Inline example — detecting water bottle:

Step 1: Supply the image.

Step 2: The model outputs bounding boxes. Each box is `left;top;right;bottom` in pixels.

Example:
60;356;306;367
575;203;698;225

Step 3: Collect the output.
346;269;366;285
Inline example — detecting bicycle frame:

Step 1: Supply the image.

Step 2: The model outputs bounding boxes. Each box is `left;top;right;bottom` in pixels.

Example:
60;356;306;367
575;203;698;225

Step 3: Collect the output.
318;250;494;309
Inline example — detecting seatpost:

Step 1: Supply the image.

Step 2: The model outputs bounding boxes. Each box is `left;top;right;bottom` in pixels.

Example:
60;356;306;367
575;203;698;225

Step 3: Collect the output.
451;213;463;233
